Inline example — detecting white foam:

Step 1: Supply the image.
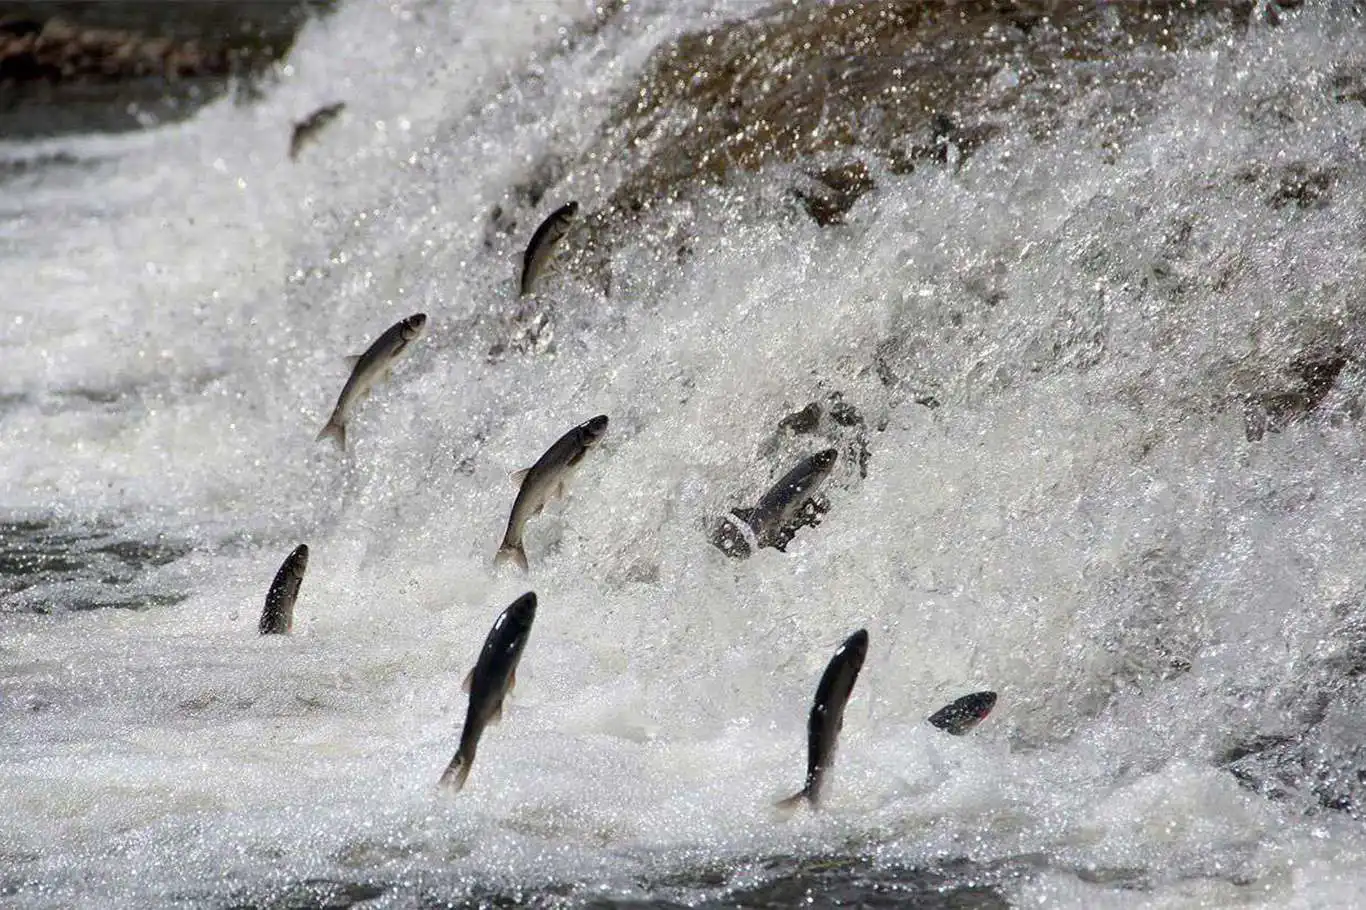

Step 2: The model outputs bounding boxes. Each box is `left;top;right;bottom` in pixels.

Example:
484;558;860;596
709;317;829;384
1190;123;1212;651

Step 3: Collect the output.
4;0;1366;906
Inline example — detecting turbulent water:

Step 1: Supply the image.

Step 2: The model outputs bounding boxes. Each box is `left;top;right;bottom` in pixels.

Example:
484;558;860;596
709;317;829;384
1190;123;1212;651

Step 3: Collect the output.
4;1;1366;907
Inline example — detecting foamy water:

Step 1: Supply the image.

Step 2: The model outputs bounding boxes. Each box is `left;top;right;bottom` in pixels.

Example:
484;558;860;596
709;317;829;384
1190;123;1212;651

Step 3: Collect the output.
3;1;1366;906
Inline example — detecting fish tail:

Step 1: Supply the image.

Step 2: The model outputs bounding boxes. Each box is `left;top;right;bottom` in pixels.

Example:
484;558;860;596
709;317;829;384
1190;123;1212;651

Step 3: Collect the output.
494;541;528;571
315;417;346;451
438;749;472;791
775;788;812;811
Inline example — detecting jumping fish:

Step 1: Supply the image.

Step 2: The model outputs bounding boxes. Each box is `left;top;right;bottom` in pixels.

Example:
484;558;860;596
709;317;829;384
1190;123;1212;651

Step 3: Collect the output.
727;449;838;555
289;101;346;161
927;691;996;735
258;544;308;635
439;592;538;791
316;312;427;451
495;415;608;570
519;201;579;296
777;628;869;810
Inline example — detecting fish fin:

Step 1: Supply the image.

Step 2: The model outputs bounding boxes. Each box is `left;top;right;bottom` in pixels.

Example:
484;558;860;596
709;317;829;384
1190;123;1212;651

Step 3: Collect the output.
509;668;516;692
461;669;473;694
384;367;393;382
775;790;811;811
731;507;757;525
343;355;362;369
554;480;567;499
315;419;346;451
494;543;529;572
489;699;504;725
510;468;530;485
438;751;472;791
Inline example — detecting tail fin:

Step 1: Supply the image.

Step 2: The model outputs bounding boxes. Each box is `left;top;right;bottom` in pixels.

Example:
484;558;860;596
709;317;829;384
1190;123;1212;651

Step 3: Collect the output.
315;418;346;451
775;788;812;811
494;542;528;571
438;750;472;791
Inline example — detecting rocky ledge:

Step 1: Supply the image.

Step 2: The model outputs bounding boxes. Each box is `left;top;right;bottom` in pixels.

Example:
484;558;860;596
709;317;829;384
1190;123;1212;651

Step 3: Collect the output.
0;1;333;137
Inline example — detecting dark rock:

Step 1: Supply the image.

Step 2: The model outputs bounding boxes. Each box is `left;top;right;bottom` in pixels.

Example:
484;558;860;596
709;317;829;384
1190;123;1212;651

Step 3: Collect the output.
793;161;876;227
1241;348;1350;441
1267;163;1334;210
778;402;823;435
0;2;334;138
595;0;1255;217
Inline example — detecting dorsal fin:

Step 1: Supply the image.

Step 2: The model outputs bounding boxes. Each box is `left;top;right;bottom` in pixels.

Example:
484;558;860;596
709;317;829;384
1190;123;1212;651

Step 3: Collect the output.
461;668;473;693
343;355;362;369
510;468;530;485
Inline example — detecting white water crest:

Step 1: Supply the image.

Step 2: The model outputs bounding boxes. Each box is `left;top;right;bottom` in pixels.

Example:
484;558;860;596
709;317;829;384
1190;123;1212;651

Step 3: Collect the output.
3;1;1366;906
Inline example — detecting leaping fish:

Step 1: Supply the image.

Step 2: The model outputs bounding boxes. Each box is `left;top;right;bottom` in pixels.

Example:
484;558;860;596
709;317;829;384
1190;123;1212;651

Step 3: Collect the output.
729;449;838;554
519;201;579;296
258;544;308;635
927;691;996;735
777;628;868;810
495;415;608;571
316;313;427;451
439;592;538;791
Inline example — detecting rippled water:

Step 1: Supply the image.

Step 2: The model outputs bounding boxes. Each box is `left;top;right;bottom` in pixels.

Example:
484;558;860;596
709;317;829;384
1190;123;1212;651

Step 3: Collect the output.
4;1;1366;907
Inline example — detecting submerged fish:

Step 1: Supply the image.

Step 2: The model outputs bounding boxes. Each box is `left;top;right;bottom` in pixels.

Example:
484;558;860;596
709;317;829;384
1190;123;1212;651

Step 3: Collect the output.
258;544;308;635
289;101;346;161
927;691;996;735
439;592;538;791
725;449;838;556
519;201;579;296
316;313;427;451
495;414;608;570
778;628;869;810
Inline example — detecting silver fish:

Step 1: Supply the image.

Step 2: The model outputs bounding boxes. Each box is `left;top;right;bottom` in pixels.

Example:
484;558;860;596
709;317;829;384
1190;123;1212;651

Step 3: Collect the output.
258;544;308;635
439;592;538;791
289;101;346;161
316;313;427;451
777;628;868;810
733;449;838;551
927;691;997;736
495;415;608;571
519;201;579;296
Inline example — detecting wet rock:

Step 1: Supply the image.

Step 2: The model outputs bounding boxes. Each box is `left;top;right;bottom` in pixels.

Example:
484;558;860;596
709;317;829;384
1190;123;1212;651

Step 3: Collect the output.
596;0;1254;217
0;2;334;138
777;402;823;435
1220;606;1366;816
1240;348;1350;441
1267;163;1335;210
792;161;876;227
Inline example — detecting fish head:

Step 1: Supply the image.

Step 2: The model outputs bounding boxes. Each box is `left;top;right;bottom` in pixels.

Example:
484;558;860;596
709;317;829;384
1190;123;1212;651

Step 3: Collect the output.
289;543;310;574
402;313;428;341
580;414;609;445
841;628;869;665
962;691;997;720
505;591;538;629
561;201;580;221
811;449;839;472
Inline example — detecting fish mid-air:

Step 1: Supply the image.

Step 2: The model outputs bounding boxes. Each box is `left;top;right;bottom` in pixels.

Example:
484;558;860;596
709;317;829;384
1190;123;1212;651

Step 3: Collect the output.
258;544;308;635
719;449;839;558
316;313;427;451
439;592;538;792
927;691;997;735
495;415;608;571
519;201;579;296
288;101;346;161
778;628;869;810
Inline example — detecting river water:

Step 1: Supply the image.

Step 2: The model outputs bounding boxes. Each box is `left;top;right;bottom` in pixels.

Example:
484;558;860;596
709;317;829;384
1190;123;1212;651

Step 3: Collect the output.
3;1;1366;907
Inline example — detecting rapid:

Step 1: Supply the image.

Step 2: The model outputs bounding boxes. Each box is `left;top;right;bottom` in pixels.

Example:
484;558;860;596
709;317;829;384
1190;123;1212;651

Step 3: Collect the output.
3;1;1366;906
